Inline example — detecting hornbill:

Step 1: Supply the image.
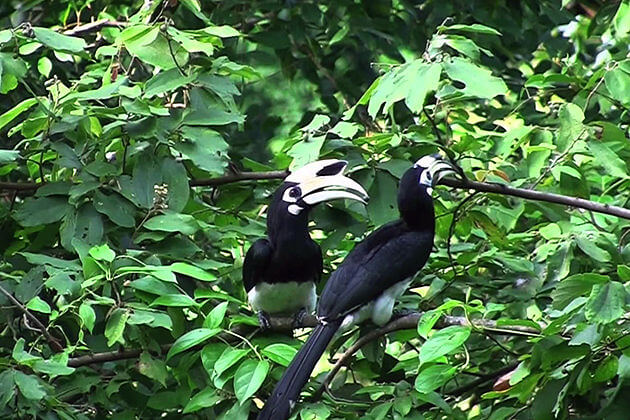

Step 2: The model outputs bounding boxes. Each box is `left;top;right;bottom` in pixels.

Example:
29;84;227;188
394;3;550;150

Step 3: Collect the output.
257;155;456;420
243;160;369;329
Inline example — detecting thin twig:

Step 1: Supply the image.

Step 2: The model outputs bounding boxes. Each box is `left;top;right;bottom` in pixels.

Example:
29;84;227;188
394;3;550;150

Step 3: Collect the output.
0;284;63;352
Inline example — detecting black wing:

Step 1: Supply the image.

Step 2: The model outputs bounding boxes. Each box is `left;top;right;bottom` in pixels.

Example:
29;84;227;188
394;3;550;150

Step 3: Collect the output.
318;220;433;320
242;239;273;292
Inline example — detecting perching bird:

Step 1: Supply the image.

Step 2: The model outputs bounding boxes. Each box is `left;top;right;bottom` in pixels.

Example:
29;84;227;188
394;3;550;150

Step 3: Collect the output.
257;155;457;420
243;160;369;329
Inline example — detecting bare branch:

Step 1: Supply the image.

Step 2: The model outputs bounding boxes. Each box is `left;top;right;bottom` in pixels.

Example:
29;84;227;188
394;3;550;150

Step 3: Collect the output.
63;19;127;36
0;284;64;352
189;170;289;187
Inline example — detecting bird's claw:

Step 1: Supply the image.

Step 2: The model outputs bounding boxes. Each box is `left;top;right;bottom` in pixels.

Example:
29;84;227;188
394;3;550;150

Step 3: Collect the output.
292;308;308;329
258;311;272;330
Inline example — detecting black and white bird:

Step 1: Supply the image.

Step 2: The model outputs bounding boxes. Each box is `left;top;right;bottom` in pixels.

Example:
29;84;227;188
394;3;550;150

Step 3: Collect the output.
257;155;456;420
243;160;369;329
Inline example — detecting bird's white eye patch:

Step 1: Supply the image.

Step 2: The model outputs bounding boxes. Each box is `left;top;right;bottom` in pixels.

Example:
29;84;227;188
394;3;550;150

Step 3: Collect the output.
282;186;302;203
419;169;432;187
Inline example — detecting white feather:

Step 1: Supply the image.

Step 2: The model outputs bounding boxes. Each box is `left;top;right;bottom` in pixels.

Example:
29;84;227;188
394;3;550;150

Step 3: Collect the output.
248;281;316;314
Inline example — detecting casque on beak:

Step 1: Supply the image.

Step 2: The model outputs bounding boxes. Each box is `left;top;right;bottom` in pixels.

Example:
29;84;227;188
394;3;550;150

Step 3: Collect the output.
284;159;369;207
299;175;369;205
427;159;458;187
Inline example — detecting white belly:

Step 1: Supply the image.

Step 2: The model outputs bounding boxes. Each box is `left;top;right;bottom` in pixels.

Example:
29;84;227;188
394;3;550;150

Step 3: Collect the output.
248;281;316;315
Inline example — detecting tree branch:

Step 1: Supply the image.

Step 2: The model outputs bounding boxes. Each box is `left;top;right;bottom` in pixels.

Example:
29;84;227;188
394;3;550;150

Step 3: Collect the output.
439;177;630;220
62;19;127;36
188;170;288;187
314;312;538;398
0;284;64;352
67;312;537;368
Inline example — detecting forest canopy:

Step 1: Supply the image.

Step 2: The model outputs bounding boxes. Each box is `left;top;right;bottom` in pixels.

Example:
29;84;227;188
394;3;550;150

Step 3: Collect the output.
0;0;629;419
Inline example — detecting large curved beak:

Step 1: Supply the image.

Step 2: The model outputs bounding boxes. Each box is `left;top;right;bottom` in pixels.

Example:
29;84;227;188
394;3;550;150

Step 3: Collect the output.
298;174;369;206
428;159;458;187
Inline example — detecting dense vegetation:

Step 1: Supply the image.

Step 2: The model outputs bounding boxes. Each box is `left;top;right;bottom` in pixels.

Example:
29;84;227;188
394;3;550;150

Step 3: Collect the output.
0;0;629;418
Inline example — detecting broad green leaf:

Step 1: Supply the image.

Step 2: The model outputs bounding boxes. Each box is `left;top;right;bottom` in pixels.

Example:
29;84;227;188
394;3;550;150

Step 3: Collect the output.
605;66;630;105
93;190;136;227
33;27;86;53
12;338;40;365
0;149;19;163
417;310;441;339
26;296;51;313
14;371;46;400
368;170;398;226
14;196;70;226
32;359;74;378
214;348;250;376
419;326;471;365
122;26;189;69
89;244;115;262
203;25;241;38
144;68;195;97
576;235;611;263
105;308;129;347
618;265;630;281
151;294;196;307
588;141;628;178
138;352;168;386
203;301;228;329
440;23;501;35
176;126;229;174
415;364;457;393
618;354;630;381
262;343;298;367
144;212;200;235
166;328;221;360
162;158;190;213
0;98;38;130
169;262;215;281
540;223;562;240
557;103;584;151
37;57;52;77
585;281;626;324
183;387;223;414
79;303;96;333
552;273;609;309
233;359;269;402
442;57;507;99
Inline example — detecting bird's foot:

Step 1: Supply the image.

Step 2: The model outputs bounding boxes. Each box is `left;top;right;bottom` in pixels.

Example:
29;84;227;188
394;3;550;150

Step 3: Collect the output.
391;308;416;320
292;308;308;329
257;311;272;330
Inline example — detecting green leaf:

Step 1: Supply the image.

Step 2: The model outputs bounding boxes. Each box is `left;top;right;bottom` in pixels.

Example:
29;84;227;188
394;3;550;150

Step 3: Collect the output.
214;348;250;376
0;149;20;163
442;57;507;99
618;354;630;382
203;301;228;329
26;296;51;313
203;25;241;38
169;262;215;281
105;308;129;347
588;141;628;178
144;212;200;235
287;135;326;170
37;57;52;77
166;328;221;360
144;68;195;97
93;190;136;227
89;244;115;262
176;126;229;174
151;294;196;307
14;196;70;226
33;27;86;53
540;223;562;240
415;364;457;393
79;303;96;333
557;103;584;151
552;273;608;309
585;281;626;324
262;343;298;367
417;310;441;339
440;23;501;36
14;371;46;400
233;359;269;402
32;359;74;378
0;98;38;130
576;235;611;263
605;66;630;105
618;265;630;281
122;26;189;69
138;352;168;387
183;387;223;414
368;170;399;226
419;326;471;365
162;158;190;213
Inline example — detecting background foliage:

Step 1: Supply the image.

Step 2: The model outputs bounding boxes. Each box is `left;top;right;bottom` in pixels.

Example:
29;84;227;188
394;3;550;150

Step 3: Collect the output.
0;0;629;418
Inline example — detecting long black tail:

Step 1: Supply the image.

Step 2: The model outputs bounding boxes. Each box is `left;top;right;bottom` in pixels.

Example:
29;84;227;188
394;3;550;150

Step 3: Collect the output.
257;321;341;420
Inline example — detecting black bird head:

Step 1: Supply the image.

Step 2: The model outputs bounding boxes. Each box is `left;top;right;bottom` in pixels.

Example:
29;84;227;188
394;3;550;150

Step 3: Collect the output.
398;154;458;227
273;159;369;217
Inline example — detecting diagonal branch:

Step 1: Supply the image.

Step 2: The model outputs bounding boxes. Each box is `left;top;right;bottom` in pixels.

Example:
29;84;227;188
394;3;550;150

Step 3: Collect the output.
439;177;630;220
0;284;64;352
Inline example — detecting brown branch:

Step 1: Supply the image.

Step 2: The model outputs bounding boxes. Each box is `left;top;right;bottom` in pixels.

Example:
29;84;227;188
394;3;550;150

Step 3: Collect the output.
0;284;64;352
62;19;127;36
439;177;630;220
189;170;288;187
0;181;40;191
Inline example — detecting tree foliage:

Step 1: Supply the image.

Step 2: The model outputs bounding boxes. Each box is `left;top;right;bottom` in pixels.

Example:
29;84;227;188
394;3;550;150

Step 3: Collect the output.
0;0;629;418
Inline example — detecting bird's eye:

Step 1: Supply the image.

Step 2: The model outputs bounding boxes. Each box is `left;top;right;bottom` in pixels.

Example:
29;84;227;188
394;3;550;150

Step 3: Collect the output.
289;187;301;198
